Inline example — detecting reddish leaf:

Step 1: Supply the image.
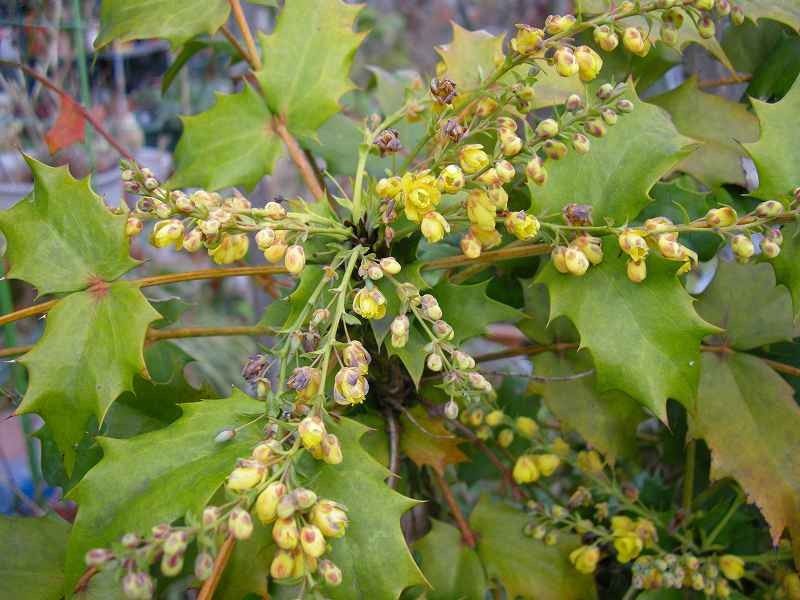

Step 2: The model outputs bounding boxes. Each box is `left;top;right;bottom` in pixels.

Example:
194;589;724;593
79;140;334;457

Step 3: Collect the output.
44;95;86;154
400;406;467;475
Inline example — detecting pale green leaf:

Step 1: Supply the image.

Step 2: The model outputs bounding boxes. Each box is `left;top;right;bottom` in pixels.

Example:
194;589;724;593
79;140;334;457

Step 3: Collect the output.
771;223;800;321
432;280;523;344
309;417;428;599
469;495;597;600
736;0;800;31
413;519;486;600
18;281;160;471
695;259;795;350
536;238;719;420
435;23;505;93
530;84;696;224
744;74;800;201
694;352;800;563
0;516;70;600
170;86;283;191
650;77;759;188
95;0;229;49
533;350;644;462
256;0;365;138
64;390;264;592
0;157;138;295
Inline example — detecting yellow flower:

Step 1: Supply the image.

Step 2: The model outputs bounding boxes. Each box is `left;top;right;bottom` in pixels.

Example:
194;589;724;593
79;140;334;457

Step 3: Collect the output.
287;366;321;402
500;131;523;157
554;47;579;77
471;226;502;249
495;160;516;183
333;366;369;405
577;450;604;473
256;482;287;524
151;219;184;249
272;517;299;550
634;519;658;547
534;454;561;477
284;244;306;275
545;14;576;34
569;545;600;574
437;164;465;193
613;532;643;564
618;230;649;262
461;231;482;258
512;455;540;484
298;415;326;449
459;144;490;174
485;410;505;427
210;234;249;265
421;211;451;243
719;555;745;580
352;287;387;320
575;45;603;82
515;416;539;438
551;436;570;456
610;515;635;534
376;176;402;198
627;259;647;283
399;170;441;222
467;190;497;232
572;235;603;265
497;428;514;447
783;573;800;600
510;24;544;55
622;27;650;57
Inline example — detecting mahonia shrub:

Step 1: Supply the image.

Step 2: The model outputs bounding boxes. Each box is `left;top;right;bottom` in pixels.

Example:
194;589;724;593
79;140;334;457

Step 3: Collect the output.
2;0;800;599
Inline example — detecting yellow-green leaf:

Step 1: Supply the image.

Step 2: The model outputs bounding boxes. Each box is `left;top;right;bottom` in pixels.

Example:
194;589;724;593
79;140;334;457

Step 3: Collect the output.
536;238;719;420
436;23;505;92
18;281;160;472
469;495;597;600
95;0;229;49
0;516;70;600
744;73;800;201
170;86;283;191
0;157;138;296
650;77;759;188
530;84;696;224
771;222;800;321
694;352;800;564
256;0;365;138
736;0;800;31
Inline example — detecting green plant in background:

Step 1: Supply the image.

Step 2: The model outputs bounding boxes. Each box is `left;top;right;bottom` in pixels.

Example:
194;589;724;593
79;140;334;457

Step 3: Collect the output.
1;0;800;598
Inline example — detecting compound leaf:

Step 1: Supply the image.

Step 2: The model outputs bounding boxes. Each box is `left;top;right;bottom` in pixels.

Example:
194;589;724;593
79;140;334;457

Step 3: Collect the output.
536;238;719;420
170;86;283;191
256;0;365;138
64;390;264;592
18;281;160;472
0;157;138;296
744;73;800;201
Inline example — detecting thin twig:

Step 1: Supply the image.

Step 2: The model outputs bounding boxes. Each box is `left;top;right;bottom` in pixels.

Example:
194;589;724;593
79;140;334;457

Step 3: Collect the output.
479;369;595;382
227;0;261;70
0;61;133;160
698;74;752;89
220;24;252;67
73;566;99;594
432;469;477;547
272;116;326;201
384;407;400;489
198;534;236;600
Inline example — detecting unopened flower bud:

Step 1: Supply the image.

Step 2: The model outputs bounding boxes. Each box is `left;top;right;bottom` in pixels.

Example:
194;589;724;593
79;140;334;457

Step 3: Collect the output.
731;234;754;261
85;548;114;567
762;239;781;258
616;99;634;113
376;176;402;198
575;45;603;82
500;133;523;157
535;118;559;139
513;455;541;483
551;246;569;273
319;559;343;586
661;22;679;46
443;400;459;420
576;449;604;473
282;244;305;276
426;353;443;372
572;133;591;154
623;27;649;57
437;164;465;194
705;206;738;227
731;5;745;25
228;507;253;540
545;14;576;34
263;201;286;220
287;366;322;402
526;156;548;186
210;234;249;265
191;551;214;581
505;211;541;240
151;219;184;249
270;549;295;580
322;433;343;464
420;294;443;320
565;94;583;112
421;211;451;243
161;551;184;577
585;118;607;138
272;516;299;549
755;200;783;218
310;500;349;538
256;482;287;524
515;416;538;438
227;464;263;492
565;247;590;276
122;572;154;600
452;350;475;370
627;259;647;283
543;140;568;160
601;108;618;125
215;429;236;444
255;227;276;250
497;116;517;133
553;47;579;78
511;24;545;54
697;15;716;38
593;25;619;52
125;217;143;237
298;415;326;449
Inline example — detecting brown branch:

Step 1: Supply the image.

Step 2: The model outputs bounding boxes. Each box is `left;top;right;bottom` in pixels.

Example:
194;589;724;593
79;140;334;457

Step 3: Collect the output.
698;74;752;89
136;265;287;288
273;116;326;201
227;0;261;70
73;566;99;594
0;299;57;328
421;243;552;271
432;469;477;548
198;534;236;600
220;25;252;68
384;407;400;489
759;357;800;378
1;61;133;160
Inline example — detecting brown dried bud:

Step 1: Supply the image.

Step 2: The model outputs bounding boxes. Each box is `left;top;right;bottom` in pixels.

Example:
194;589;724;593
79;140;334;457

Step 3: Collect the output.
430;77;457;105
374;128;403;157
563;203;594;226
242;354;269;383
442;119;467;143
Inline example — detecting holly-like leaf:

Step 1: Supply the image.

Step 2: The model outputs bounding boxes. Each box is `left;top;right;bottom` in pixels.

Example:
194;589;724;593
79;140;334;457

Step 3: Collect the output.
436;23;505;93
94;0;229;49
218;520;274;600
44;95;86;154
536;238;719;420
736;0;800;31
170;85;283;191
400;405;467;475
530;84;696;224
0;516;70;600
64;390;263;592
308;417;428;599
432;280;523;344
650;77;759;188
0;158;138;296
694;352;800;563
744;73;800;201
413;519;486;600
695;259;795;350
533;350;644;462
771;223;800;321
18;281;160;471
256;0;365;138
469;495;597;600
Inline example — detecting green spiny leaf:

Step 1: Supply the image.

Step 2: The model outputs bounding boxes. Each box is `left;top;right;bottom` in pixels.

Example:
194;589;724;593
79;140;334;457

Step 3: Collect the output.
412;519;486;600
771;222;800;321
436;23;505;93
18;281;160;471
432;280;523;344
735;0;800;31
693;352;800;564
0;516;70;600
0;157;139;295
530;83;696;224
744;73;800;201
64;390;263;592
95;0;229;49
170;86;283;191
256;0;365;138
469;495;597;600
650;77;759;188
695;259;795;350
536;238;719;420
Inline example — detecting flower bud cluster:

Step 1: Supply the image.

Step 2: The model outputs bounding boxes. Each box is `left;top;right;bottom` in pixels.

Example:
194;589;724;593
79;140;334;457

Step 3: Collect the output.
631;552;745;596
